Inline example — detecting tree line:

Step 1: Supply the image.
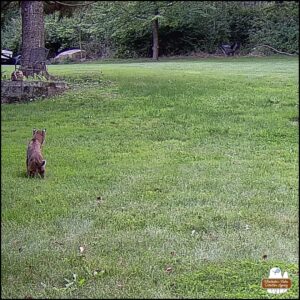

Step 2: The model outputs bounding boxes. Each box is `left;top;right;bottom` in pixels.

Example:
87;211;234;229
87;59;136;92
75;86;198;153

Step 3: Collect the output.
1;1;299;61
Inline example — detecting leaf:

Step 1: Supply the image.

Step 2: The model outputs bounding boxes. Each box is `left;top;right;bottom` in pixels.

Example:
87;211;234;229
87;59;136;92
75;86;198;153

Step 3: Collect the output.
65;281;74;288
93;269;105;276
78;278;85;286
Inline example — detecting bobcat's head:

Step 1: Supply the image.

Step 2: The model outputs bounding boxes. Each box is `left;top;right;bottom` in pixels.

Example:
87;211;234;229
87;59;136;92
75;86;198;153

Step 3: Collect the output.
33;128;46;145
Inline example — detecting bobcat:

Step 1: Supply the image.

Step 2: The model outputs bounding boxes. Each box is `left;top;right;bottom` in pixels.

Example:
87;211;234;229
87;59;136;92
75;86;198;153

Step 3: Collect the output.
26;129;46;178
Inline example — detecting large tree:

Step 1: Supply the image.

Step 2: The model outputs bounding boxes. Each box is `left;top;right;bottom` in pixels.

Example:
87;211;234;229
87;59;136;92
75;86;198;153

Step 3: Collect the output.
1;0;94;77
151;5;159;60
20;1;45;76
109;1;172;60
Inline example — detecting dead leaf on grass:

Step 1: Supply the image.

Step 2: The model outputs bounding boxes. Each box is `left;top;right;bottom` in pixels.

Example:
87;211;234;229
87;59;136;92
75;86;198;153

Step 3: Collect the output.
54;241;64;246
93;269;105;276
96;196;105;205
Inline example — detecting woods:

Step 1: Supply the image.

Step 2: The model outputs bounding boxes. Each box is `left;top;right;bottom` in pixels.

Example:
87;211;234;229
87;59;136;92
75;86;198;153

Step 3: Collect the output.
1;1;299;60
20;1;45;76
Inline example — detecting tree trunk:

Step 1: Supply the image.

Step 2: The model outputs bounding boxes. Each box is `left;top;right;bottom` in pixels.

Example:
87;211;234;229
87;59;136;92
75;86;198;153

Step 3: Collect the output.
21;1;45;77
152;18;159;60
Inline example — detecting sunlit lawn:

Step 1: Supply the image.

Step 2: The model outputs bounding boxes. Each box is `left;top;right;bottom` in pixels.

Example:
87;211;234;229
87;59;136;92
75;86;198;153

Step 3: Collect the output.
1;56;298;298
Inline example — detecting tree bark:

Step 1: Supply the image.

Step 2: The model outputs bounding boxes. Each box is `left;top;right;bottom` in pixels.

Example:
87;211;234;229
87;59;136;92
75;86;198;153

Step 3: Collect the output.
21;1;45;76
152;18;159;60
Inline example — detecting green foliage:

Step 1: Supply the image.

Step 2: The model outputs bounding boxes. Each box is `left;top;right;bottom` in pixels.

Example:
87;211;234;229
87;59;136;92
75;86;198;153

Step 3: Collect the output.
45;5;115;58
227;3;257;45
1;1;298;58
1;12;21;54
45;12;77;51
249;2;299;54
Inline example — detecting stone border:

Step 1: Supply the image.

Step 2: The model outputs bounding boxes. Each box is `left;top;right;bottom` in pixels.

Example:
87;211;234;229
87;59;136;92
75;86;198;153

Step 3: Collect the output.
1;80;69;104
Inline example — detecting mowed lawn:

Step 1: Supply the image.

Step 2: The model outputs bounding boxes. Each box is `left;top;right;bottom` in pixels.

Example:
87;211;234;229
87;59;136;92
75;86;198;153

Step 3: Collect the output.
1;57;298;299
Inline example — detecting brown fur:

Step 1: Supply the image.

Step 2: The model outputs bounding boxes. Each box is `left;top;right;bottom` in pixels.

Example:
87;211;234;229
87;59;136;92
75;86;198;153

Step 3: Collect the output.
26;129;46;178
11;70;24;81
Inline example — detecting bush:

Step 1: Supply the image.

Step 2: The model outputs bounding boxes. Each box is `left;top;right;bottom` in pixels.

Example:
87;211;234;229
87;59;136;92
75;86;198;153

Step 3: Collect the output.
248;1;299;54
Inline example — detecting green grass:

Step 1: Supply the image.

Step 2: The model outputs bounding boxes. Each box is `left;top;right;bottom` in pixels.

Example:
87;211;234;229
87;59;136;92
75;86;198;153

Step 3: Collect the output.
1;56;298;299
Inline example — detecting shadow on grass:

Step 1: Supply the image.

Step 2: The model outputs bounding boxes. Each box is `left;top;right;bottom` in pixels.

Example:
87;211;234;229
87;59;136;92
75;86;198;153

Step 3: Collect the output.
18;171;45;179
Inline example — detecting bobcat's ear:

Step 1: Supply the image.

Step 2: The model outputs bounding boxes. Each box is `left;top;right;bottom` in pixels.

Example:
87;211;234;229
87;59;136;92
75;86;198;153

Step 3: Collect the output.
33;128;37;135
41;160;46;167
41;129;46;144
